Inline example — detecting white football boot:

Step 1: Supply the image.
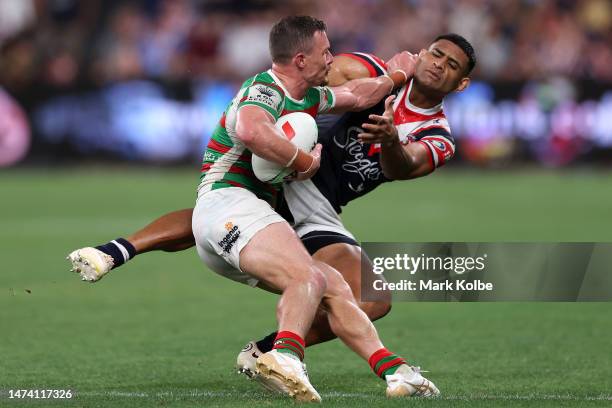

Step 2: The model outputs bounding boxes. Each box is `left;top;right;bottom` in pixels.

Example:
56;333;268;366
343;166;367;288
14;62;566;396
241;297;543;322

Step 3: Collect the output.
236;341;262;379
237;341;288;394
67;247;114;282
256;350;321;403
385;364;440;397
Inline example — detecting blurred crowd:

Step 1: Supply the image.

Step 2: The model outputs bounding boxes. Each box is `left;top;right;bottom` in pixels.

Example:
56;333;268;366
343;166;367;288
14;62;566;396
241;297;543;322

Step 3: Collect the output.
1;0;612;94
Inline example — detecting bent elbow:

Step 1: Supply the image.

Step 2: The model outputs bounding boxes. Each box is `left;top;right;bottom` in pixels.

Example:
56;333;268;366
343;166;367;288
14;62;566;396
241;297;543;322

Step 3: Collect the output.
382;151;420;180
235;123;256;145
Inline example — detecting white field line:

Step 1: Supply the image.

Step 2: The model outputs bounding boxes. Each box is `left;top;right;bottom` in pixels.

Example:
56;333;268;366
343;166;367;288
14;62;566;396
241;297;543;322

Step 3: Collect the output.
3;390;608;401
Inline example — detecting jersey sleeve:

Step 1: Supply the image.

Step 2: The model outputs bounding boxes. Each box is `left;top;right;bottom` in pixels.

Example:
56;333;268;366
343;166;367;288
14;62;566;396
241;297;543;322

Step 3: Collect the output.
412;127;456;168
316;86;336;114
237;82;285;120
337;52;388;77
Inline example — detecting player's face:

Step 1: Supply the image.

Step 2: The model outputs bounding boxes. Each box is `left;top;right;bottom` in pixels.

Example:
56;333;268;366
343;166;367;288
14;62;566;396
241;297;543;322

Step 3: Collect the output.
414;40;470;95
302;30;334;86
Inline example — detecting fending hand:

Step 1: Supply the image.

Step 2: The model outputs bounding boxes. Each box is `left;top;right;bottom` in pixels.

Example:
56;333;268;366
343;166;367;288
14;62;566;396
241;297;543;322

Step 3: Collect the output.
358;95;399;147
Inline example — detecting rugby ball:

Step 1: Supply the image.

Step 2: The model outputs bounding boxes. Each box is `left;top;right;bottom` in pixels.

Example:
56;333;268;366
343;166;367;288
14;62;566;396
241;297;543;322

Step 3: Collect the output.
252;112;318;183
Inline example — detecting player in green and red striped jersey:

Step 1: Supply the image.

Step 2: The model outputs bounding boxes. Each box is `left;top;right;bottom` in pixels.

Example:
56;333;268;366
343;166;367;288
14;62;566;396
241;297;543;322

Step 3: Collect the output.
198;69;336;204
189;16;426;401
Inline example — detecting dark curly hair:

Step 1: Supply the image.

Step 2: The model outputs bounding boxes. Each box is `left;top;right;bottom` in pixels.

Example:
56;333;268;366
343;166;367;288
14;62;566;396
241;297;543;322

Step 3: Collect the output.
434;33;477;75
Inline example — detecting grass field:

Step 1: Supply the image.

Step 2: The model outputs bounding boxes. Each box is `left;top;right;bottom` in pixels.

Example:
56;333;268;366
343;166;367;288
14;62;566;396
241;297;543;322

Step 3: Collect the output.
1;167;612;407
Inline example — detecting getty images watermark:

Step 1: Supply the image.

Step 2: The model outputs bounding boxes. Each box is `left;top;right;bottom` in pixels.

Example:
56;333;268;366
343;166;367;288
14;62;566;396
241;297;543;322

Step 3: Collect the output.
371;252;492;292
360;243;612;302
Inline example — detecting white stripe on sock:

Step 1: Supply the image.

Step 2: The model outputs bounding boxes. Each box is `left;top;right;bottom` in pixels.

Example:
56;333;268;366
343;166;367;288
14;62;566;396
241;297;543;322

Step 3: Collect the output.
111;240;130;262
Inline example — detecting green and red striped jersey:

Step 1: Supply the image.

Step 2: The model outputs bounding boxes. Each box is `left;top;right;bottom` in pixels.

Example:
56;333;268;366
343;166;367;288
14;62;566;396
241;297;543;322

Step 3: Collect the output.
198;70;335;203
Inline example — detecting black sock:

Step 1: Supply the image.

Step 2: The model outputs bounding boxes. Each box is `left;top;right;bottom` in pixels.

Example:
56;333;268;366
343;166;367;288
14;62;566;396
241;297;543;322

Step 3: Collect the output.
95;238;136;269
255;331;278;353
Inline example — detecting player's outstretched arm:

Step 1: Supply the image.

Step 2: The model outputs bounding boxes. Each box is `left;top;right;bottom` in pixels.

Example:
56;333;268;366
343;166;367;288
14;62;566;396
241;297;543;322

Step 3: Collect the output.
328;73;404;113
329;52;416;113
358;95;438;180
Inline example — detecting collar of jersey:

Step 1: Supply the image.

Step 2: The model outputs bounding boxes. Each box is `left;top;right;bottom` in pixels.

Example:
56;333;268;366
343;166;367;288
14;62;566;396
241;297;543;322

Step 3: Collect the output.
267;69;306;104
403;79;443;115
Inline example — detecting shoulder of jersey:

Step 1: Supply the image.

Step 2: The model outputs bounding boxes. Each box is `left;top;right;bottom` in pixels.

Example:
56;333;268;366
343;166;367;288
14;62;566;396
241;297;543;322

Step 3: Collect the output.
249;71;286;96
337;52;388;77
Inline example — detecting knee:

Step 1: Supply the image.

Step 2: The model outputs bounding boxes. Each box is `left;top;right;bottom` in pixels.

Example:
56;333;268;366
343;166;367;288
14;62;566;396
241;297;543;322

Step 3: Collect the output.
286;262;327;297
319;264;355;300
308;265;328;297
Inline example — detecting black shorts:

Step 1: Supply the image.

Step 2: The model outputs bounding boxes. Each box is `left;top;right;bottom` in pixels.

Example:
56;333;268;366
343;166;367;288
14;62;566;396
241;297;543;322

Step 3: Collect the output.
300;230;359;255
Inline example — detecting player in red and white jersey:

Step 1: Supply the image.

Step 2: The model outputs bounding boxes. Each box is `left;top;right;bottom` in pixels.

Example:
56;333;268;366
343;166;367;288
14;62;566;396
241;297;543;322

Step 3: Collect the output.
362;35;471;176
330;49;457;171
392;78;455;167
295;36;472;221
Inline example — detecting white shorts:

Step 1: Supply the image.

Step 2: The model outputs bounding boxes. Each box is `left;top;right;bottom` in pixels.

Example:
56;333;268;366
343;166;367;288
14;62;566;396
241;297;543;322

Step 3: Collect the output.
283;179;356;240
192;187;285;287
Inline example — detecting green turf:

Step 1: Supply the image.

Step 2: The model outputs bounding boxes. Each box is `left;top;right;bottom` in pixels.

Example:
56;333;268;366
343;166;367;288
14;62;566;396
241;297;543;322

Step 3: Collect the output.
1;167;611;407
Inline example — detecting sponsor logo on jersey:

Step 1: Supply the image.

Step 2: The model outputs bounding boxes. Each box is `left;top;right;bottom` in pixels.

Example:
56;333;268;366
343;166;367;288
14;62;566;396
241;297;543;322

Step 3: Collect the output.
219;222;240;253
245;85;282;111
433;141;446;150
204;150;215;162
256;85;275;97
348;181;365;193
335;126;383;185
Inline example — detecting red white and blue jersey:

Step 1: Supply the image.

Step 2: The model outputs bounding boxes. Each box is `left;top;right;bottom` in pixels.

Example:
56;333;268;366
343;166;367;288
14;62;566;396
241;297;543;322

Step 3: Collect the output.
300;52;456;214
391;78;455;167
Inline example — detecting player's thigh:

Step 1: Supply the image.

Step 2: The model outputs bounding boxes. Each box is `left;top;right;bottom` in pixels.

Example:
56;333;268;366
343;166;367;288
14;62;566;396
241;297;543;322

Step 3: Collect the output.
193;187;289;288
240;222;324;292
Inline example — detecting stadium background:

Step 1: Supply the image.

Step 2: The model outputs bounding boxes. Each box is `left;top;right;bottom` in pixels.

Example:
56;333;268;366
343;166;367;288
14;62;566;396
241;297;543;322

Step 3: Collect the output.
1;0;611;406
